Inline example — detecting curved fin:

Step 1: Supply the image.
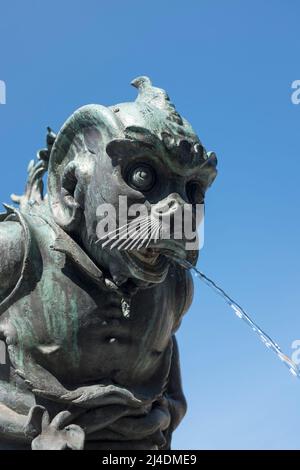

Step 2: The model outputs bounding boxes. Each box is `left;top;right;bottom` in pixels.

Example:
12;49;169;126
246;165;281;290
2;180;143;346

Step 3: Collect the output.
11;128;56;212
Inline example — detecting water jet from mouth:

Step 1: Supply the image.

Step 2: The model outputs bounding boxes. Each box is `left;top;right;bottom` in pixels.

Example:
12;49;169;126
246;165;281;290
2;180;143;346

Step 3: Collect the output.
175;258;300;379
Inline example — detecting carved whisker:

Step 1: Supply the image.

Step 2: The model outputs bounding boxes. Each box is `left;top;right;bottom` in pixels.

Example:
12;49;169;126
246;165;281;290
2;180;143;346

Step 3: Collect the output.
99;215;150;247
117;219;152;251
100;217;149;248
100;222;132;248
137;219;160;250
110;220;151;250
97;220;135;245
100;219;136;241
108;217;151;251
153;222;161;243
150;219;162;244
127;221;161;253
126;224;154;251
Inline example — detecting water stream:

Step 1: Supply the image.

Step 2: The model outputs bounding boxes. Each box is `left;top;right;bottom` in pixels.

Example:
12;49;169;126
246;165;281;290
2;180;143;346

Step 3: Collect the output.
177;259;300;379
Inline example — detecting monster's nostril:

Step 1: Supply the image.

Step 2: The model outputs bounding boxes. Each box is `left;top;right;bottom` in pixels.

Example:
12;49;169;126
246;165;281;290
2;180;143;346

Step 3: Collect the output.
152;200;179;218
168;200;178;212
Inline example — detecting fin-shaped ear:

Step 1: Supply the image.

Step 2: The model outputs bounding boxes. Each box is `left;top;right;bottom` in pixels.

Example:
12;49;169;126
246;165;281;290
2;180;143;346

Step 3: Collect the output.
59;161;82;232
48;104;122;232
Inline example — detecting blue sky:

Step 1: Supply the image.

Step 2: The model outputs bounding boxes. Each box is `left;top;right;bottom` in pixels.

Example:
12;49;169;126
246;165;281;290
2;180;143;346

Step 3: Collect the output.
0;0;300;449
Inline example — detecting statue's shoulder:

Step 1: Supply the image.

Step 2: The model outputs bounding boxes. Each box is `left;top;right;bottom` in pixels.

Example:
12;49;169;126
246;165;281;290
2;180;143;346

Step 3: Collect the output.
0;206;57;317
0;208;26;302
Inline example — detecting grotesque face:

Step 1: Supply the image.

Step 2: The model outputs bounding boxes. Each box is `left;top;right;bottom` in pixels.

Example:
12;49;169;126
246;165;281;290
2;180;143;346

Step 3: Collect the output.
48;77;217;287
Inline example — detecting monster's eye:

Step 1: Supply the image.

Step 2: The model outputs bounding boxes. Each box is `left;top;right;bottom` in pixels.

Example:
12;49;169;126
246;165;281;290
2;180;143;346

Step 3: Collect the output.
127;164;156;191
186;181;205;204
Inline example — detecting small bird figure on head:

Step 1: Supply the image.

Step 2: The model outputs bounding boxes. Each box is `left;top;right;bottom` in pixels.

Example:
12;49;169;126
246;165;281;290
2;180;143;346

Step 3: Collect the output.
131;76;183;125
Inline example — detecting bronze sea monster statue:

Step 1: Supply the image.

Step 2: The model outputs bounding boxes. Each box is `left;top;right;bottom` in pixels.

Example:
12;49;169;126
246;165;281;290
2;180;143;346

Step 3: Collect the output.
0;77;217;450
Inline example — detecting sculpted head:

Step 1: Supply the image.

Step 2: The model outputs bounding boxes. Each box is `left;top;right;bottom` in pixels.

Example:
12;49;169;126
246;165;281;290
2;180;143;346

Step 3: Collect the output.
47;77;217;286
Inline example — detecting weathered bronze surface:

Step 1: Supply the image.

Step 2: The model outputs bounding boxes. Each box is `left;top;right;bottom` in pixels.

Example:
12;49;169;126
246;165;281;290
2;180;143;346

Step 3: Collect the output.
0;77;217;450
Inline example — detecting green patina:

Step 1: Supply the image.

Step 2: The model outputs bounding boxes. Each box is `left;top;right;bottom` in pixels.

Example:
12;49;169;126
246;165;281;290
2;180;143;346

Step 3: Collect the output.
0;76;217;449
69;296;80;366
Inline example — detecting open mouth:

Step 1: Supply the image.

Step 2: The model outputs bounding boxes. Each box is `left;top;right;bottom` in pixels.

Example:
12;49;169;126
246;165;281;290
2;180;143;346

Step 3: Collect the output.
120;241;189;283
120;246;169;283
130;247;161;266
124;247;168;273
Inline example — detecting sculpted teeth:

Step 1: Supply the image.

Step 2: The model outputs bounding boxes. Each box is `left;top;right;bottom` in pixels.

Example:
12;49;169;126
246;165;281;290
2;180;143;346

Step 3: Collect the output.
132;248;160;265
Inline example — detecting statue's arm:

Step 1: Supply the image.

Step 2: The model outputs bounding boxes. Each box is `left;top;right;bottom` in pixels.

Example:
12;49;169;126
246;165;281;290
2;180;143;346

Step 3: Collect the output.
166;336;187;427
0;403;30;444
165;267;192;431
162;269;194;448
0;221;24;301
0;222;29;445
163;335;187;449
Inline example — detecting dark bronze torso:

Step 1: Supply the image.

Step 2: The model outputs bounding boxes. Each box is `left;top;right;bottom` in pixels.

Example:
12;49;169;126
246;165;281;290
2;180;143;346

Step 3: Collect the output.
0;76;216;450
0;209;190;401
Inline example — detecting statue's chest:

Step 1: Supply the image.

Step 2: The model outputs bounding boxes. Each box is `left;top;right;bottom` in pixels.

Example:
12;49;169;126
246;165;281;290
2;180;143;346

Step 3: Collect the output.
6;263;177;386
